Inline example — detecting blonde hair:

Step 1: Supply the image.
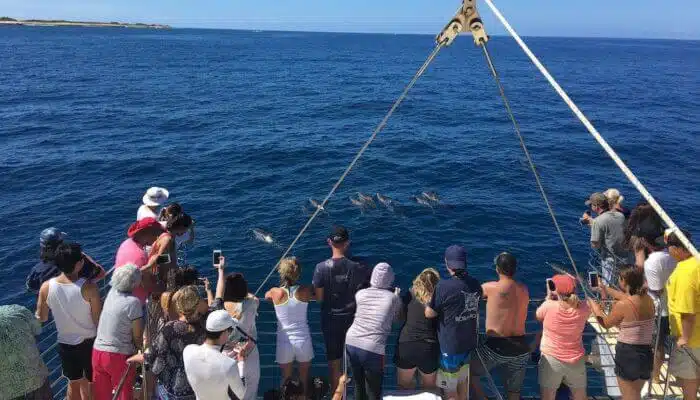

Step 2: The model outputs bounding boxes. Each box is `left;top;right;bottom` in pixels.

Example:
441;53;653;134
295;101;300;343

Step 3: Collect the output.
604;188;624;207
278;257;301;287
175;285;200;321
412;268;440;304
560;293;581;308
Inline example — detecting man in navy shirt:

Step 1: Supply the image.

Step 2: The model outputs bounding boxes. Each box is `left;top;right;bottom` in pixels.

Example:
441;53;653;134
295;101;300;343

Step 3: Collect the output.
425;245;482;400
26;228;105;292
313;226;372;395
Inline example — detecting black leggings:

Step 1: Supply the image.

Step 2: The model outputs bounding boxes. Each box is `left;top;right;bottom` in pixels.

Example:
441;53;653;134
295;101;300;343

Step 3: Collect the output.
346;345;384;400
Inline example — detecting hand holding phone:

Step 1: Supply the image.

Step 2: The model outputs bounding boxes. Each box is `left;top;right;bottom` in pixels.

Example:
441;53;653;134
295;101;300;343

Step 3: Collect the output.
213;250;222;267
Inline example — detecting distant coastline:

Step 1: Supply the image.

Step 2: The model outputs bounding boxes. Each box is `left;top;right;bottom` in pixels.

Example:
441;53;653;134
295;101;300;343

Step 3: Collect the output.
0;16;169;29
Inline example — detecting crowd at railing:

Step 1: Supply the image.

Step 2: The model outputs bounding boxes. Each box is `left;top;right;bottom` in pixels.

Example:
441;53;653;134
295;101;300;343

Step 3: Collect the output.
1;186;699;400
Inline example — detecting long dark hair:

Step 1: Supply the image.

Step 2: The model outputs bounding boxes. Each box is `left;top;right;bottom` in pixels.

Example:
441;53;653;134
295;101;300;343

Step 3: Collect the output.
619;265;646;296
624;202;663;248
223;273;248;302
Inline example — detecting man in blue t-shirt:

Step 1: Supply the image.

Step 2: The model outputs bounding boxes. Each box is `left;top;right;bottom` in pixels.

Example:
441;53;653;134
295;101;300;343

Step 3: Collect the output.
312;225;372;396
425;245;482;400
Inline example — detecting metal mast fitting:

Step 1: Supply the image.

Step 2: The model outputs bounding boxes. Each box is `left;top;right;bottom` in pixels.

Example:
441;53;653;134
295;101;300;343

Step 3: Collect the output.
436;0;489;46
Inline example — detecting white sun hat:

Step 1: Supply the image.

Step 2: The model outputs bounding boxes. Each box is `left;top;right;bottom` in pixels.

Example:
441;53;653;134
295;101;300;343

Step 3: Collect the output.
142;187;170;207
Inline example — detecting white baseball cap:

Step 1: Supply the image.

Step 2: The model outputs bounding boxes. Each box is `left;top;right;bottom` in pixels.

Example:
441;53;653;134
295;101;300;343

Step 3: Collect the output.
206;310;238;332
142;187;170;207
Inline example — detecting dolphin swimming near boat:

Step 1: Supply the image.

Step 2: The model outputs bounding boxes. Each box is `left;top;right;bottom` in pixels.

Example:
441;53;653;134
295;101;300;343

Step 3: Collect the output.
422;191;440;203
251;228;275;244
356;192;376;208
350;197;365;207
376;193;398;212
308;198;325;211
412;195;434;208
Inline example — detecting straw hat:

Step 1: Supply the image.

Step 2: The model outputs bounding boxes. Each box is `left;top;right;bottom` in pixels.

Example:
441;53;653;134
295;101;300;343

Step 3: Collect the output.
142;187;170;207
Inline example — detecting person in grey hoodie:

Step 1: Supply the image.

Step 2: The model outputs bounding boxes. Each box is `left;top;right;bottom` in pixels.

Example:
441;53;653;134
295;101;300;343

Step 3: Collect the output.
345;262;402;400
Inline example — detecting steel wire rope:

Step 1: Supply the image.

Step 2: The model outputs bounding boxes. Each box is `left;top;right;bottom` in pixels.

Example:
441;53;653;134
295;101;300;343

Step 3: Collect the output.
252;42;445;296
482;0;699;262
480;43;586;290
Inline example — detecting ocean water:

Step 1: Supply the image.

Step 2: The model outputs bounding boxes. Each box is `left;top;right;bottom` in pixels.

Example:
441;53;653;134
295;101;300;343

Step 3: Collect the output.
1;26;699;394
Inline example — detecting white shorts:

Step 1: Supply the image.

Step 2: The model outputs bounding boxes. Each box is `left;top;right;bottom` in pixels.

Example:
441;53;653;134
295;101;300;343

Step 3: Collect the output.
276;333;314;364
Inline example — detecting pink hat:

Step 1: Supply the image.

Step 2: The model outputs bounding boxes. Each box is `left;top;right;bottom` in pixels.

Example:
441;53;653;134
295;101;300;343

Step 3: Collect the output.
552;274;576;295
127;217;164;238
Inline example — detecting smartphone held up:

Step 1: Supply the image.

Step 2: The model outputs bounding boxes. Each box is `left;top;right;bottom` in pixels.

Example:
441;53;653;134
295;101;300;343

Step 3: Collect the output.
546;278;556;293
588;271;600;288
213;249;222;267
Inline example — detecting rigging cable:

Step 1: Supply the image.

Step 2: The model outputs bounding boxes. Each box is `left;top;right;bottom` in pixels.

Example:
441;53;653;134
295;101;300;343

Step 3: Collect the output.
482;0;699;262
253;42;445;296
479;42;619;382
479;42;586;289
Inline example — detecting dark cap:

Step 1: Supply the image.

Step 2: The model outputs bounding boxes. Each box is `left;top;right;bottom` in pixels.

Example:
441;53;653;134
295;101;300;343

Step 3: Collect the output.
585;192;608;207
40;227;66;247
445;245;467;270
667;229;692;251
328;225;349;244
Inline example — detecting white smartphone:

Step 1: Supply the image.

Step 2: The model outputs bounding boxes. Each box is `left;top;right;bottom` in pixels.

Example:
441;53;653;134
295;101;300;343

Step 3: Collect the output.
588;271;600;288
213;249;222;266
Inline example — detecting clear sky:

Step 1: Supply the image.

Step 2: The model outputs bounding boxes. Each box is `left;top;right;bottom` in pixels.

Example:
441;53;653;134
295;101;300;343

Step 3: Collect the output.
2;0;699;40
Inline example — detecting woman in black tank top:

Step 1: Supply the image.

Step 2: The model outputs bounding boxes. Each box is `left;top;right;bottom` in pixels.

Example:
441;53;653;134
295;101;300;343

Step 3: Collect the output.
395;268;440;390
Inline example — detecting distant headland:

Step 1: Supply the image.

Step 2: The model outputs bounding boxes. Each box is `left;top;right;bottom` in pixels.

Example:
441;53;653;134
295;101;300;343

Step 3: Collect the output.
0;16;170;29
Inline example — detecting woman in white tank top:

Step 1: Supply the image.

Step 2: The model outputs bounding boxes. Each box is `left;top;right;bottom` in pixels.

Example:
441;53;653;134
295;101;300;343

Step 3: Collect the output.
265;257;314;397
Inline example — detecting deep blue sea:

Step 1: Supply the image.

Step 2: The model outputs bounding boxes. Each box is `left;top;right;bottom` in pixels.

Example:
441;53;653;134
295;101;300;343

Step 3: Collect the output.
1;27;699;395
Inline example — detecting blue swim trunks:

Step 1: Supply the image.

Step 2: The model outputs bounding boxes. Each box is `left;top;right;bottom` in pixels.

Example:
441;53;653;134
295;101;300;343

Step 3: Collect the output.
440;352;471;372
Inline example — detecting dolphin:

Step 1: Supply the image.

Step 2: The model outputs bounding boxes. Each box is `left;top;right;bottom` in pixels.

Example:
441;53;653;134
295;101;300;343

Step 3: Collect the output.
308;198;325;211
422;191;440;203
356;192;376;208
376;193;398;211
412;195;433;208
252;228;275;244
350;197;365;207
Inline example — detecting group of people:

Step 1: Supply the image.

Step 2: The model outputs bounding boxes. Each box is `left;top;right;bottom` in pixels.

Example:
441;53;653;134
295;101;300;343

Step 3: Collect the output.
1;186;699;400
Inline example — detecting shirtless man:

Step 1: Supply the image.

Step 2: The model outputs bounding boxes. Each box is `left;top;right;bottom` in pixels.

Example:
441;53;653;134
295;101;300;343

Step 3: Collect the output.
472;252;530;400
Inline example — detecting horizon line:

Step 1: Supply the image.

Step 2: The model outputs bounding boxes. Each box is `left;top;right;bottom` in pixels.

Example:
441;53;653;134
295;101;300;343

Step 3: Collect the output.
3;16;699;41
173;26;700;42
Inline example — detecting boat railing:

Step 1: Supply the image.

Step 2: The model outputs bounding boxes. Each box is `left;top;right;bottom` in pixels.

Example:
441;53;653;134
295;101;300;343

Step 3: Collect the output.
42;296;621;398
37;251;641;398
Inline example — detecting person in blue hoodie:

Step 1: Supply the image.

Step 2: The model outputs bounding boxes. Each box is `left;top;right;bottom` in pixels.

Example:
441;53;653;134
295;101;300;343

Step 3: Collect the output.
344;262;402;400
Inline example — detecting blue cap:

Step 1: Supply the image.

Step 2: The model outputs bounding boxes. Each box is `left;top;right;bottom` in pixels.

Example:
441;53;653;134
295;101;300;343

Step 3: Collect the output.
445;245;467;270
40;228;66;247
